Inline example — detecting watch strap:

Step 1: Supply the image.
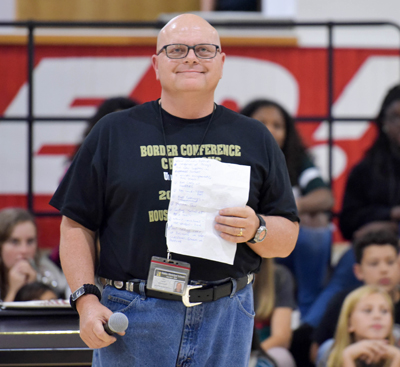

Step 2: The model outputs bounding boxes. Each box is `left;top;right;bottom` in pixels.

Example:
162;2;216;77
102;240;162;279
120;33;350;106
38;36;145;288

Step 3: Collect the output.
248;214;266;244
70;284;101;311
256;214;266;227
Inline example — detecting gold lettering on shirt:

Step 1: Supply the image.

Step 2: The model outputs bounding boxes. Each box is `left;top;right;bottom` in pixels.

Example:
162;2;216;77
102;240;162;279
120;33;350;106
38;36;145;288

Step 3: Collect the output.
148;209;168;222
178;144;241;157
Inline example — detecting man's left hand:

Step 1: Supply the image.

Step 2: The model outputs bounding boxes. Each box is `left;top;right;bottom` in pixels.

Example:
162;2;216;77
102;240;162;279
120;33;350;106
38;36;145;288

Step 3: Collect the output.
214;206;260;243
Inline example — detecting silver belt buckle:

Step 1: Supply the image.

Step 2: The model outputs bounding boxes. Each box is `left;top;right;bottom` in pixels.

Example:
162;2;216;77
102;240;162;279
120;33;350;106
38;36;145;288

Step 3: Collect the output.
182;285;202;307
113;280;124;289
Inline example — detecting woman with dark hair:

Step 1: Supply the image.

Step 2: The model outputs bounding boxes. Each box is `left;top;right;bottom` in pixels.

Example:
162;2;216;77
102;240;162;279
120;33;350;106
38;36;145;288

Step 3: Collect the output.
241;100;310;190
0;208;67;301
340;84;400;240
241;99;334;323
0;208;37;302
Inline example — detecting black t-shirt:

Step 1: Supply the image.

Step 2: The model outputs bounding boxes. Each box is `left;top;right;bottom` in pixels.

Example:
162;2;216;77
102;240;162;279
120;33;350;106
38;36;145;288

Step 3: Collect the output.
50;101;298;281
313;288;400;345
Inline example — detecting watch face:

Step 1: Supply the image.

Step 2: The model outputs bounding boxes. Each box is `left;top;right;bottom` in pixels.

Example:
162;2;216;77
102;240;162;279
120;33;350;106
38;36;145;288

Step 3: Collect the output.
256;226;267;241
72;287;85;301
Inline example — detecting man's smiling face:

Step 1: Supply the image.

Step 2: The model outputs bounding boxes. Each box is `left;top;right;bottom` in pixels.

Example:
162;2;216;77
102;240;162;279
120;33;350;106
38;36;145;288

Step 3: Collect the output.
152;15;225;95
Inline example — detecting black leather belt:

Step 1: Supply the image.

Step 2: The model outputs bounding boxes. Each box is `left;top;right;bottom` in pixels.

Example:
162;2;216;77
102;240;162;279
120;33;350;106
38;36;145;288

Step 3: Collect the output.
103;274;253;307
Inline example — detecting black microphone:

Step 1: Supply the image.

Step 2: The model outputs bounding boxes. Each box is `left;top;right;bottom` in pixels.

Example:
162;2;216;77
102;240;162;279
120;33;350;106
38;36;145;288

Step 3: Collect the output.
104;312;129;335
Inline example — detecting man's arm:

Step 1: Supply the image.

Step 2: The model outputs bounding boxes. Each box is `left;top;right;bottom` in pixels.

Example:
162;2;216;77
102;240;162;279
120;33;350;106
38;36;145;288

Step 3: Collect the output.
60;216;120;349
215;206;299;258
60;216;96;290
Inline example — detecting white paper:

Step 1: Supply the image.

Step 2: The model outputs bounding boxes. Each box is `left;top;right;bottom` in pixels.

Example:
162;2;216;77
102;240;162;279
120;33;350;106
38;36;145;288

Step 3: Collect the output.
167;157;251;265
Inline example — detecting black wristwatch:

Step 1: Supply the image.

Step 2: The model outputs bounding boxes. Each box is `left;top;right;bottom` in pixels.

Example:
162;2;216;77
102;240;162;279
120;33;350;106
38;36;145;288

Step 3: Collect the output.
70;284;101;311
248;214;267;243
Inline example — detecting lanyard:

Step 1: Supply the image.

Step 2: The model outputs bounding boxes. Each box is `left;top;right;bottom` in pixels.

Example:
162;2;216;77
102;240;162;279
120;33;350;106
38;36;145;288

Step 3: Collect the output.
158;100;216;176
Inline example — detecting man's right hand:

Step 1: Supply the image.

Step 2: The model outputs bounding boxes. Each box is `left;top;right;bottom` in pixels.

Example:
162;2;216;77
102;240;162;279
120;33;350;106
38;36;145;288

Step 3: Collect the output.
76;295;125;349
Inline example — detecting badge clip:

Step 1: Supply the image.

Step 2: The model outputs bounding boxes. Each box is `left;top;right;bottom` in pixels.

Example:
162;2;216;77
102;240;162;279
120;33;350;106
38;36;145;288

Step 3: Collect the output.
147;256;191;296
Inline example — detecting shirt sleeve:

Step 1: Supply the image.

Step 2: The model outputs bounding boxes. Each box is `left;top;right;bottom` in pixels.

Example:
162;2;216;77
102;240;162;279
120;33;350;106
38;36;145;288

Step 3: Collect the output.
49;119;108;231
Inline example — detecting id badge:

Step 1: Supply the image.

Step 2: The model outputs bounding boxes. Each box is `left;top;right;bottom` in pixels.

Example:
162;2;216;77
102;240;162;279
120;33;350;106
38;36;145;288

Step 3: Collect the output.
147;256;191;295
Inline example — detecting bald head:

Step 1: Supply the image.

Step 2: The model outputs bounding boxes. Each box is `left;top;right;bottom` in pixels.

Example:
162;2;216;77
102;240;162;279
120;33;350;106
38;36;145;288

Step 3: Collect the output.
157;14;221;52
152;13;225;115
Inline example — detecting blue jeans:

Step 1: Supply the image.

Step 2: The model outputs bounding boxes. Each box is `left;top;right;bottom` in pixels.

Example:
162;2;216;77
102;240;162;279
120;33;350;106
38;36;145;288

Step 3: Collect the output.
93;280;255;367
276;225;332;318
302;247;362;327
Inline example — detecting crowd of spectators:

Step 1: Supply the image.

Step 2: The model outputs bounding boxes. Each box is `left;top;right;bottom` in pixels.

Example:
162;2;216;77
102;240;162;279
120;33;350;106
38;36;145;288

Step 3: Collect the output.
246;85;400;366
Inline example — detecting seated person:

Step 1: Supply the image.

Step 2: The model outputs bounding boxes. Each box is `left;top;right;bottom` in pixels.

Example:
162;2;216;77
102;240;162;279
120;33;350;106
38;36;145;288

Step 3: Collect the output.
340;84;400;242
241;99;334;322
317;285;400;367
14;281;58;301
0;208;67;302
253;258;297;367
311;230;400;363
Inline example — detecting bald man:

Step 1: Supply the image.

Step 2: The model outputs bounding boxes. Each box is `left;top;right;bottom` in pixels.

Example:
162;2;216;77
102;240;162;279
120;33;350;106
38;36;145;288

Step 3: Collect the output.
50;14;299;366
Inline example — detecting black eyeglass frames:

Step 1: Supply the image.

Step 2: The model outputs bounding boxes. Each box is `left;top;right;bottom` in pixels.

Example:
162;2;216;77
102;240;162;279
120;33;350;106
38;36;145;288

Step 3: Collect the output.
157;44;220;59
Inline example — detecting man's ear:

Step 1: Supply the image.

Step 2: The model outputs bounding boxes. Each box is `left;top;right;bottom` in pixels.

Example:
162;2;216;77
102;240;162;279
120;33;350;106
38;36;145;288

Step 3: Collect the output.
152;55;160;80
353;263;364;281
219;52;226;79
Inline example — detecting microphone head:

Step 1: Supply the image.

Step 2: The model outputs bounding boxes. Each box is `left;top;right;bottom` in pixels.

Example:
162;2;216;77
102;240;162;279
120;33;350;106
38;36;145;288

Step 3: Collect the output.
108;312;129;333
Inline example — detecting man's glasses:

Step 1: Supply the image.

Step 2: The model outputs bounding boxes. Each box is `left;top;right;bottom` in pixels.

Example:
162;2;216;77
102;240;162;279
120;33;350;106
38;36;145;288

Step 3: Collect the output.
157;44;220;59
